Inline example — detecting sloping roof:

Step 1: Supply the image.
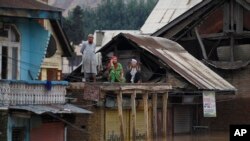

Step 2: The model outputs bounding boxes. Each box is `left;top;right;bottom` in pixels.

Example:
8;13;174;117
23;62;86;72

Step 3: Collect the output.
0;0;62;11
140;0;202;35
99;33;236;91
0;0;62;19
151;0;226;37
50;20;75;57
9;104;92;114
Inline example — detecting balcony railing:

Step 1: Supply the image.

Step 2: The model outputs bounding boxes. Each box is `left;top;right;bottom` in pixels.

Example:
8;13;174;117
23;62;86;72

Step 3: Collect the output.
0;80;68;106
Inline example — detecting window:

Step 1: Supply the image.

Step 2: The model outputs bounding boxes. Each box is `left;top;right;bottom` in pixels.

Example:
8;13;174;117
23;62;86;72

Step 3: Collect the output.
0;24;20;80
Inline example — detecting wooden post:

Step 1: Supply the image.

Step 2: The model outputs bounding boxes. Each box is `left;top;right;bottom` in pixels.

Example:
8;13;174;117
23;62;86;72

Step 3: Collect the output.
230;0;234;62
131;90;137;141
143;92;150;141
117;91;125;141
100;91;105;141
152;94;158;140
162;92;168;140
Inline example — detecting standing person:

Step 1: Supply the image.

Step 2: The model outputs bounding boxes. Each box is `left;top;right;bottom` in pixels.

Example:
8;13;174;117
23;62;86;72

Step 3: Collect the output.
125;59;141;83
81;34;97;82
108;56;124;82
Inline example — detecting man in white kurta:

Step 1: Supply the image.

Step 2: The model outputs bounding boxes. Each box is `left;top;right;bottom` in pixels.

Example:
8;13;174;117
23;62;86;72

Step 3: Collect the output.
81;34;97;82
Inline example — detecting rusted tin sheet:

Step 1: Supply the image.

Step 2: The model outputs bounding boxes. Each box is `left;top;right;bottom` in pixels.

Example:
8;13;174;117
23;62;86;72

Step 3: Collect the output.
10;104;92;114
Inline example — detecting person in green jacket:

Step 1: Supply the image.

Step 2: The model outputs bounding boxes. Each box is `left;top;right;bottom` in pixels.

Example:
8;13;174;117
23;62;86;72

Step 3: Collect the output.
108;56;124;82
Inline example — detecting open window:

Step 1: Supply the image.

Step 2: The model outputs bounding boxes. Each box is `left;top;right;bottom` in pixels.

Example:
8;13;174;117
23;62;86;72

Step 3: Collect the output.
0;24;20;80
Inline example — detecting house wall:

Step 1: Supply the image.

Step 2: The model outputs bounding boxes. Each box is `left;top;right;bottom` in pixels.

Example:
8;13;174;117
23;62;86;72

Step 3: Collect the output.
14;19;50;80
40;20;64;80
66;90;104;141
199;65;250;130
0;111;8;141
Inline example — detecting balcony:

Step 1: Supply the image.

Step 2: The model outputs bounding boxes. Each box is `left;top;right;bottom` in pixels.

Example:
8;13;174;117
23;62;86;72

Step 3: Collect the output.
0;80;68;106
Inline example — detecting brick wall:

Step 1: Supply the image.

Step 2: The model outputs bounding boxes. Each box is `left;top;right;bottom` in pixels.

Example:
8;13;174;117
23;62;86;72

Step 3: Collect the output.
199;65;250;130
0;111;8;141
67;89;104;141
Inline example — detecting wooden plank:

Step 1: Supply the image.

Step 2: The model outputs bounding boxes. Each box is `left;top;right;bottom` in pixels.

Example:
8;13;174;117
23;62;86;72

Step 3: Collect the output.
117;91;125;141
131;90;136;141
152;94;158;140
162;93;169;140
235;2;243;33
230;0;234;31
143;92;150;141
236;0;250;11
100;85;171;92
223;2;230;32
230;34;235;62
69;83;172;92
120;85;172;91
195;27;207;60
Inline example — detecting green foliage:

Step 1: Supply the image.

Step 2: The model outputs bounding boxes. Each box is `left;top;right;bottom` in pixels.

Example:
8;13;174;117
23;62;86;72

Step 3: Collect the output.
62;6;85;44
63;0;158;44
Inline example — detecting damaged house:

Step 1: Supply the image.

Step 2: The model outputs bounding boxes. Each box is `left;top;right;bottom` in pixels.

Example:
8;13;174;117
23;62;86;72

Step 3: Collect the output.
149;0;250;140
67;33;236;141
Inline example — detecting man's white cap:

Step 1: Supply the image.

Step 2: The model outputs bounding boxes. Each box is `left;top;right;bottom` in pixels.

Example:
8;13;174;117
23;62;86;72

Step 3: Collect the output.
131;59;137;65
88;34;94;38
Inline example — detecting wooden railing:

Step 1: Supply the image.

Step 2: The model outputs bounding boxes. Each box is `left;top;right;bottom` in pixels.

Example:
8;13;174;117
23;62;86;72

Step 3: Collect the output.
0;81;67;106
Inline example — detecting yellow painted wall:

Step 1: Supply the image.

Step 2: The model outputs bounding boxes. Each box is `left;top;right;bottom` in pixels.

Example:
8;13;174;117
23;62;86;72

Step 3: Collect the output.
105;109;150;141
40;68;47;81
40;20;63;80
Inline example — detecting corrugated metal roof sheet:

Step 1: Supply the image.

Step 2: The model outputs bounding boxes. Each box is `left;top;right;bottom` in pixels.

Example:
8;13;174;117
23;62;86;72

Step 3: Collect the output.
0;0;62;11
102;33;236;91
9;104;92;114
140;0;202;34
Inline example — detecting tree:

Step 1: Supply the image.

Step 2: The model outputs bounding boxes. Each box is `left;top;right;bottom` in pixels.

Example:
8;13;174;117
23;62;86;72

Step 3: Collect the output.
62;0;158;44
63;6;85;44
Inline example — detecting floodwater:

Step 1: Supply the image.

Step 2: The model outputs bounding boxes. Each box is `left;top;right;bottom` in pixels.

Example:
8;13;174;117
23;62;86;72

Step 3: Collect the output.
164;131;228;141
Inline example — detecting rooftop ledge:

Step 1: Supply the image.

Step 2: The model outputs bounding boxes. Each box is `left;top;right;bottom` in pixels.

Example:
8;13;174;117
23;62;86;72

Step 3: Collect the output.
68;82;172;93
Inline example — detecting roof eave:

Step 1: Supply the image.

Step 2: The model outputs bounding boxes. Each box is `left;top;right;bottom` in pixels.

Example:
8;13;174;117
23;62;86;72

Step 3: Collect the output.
0;8;62;20
50;20;75;57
